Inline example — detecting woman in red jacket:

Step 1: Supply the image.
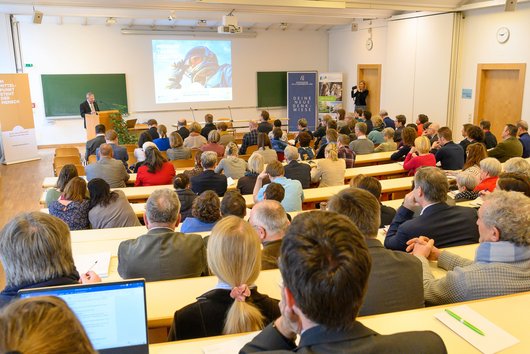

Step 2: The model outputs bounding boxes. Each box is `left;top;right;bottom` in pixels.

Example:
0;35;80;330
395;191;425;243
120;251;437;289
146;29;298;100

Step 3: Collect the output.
135;146;175;186
403;136;436;175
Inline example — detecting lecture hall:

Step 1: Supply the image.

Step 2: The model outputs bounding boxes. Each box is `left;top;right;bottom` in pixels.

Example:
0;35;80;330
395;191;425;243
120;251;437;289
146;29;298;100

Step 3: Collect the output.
1;0;530;353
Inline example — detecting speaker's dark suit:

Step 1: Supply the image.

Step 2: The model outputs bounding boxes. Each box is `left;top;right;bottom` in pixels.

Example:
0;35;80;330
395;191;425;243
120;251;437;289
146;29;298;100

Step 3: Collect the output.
79;100;100;128
384;202;479;251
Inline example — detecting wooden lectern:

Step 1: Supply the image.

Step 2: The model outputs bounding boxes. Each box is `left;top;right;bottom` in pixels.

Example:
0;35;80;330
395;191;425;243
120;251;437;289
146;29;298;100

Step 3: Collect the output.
86;110;121;140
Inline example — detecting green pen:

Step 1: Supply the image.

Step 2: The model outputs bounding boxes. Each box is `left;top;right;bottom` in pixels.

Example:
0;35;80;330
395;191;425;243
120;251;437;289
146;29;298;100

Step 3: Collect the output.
445;309;485;336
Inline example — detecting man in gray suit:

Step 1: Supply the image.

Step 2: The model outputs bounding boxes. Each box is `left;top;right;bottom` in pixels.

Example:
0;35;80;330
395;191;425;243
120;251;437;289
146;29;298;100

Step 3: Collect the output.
328;187;424;316
240;211;446;354
117;189;207;282
85;143;129;188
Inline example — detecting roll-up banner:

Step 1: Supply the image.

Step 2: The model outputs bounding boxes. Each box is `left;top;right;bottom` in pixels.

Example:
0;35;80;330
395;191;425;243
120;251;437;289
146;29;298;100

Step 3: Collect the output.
318;72;343;121
287;71;318;132
0;74;39;165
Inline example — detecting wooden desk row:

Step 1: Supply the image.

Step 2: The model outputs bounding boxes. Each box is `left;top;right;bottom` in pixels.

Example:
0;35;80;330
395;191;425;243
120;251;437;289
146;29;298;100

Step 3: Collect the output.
149;291;530;353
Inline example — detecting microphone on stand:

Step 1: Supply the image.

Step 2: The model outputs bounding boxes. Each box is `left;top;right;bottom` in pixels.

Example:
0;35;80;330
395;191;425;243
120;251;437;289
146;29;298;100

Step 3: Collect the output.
190;107;196;122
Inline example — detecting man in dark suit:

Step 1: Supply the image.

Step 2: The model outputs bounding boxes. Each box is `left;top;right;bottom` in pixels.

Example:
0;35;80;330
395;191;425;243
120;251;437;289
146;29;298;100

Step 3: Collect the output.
146;119;159;140
328;187;424;316
200;113;217;139
79;91;100;129
283;146;311;189
480;120;498;149
84;124;106;161
118;189;207;282
85;143;129;188
240;211;446;354
257;110;273;134
431;126;465;170
385;167;479;251
191;151;227;196
95;129;129;168
176;118;190;140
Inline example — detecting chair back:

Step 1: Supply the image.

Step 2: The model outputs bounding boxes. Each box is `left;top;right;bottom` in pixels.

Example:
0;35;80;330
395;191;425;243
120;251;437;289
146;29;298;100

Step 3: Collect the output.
169;159;195;169
55;147;80;157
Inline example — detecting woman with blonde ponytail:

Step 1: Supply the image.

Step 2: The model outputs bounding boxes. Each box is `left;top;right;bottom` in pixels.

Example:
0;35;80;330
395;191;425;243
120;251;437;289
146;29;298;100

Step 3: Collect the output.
167;216;280;341
310;143;346;187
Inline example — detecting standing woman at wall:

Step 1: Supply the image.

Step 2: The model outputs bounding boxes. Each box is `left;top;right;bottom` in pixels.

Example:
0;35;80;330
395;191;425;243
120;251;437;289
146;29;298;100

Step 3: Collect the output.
351;80;369;111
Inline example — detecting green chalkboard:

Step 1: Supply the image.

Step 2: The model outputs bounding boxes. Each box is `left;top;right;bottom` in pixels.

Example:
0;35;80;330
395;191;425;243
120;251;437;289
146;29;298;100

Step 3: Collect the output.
257;71;287;108
41;74;128;117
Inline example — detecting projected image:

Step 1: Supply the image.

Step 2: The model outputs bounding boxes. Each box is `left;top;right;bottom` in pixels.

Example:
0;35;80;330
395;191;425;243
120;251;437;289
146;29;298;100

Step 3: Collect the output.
153;40;232;103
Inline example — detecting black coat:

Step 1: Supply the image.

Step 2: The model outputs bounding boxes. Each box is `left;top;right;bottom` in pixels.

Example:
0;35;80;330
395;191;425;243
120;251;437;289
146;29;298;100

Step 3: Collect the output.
79;100;100;128
191;170;228;196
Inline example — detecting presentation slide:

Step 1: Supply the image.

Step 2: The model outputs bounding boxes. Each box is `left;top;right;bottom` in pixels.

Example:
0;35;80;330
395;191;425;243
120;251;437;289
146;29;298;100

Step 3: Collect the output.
152;40;232;104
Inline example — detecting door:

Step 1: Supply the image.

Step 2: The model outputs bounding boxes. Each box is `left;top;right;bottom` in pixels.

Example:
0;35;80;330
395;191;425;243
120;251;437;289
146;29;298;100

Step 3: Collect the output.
474;63;526;139
357;64;382;115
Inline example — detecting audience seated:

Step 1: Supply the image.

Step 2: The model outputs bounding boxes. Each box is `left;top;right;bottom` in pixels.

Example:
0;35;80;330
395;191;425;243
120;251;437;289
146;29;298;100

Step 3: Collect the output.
249;200;289;270
257;110;273;134
362;110;374;134
496;172;530;197
135;147;175;186
0;212;100;308
147;119;159;140
118;189;206;281
215;142;248;179
313;115;331;150
297;131;315;161
85;123;106;161
391;126;416;161
201;130;225;157
181;190;221;233
132;142;158;173
393;114;407;143
201;113;217;140
167;131;192;161
183;151;204;183
337;134;356;168
374;127;397;152
458;123;474;153
191;151;227;196
283;146;311;189
268;119;288;142
240;211;446;354
415;113;429;135
350;175;396;227
380;109;396;129
350;122;374;155
183;122;207;149
239;120;259;155
85;143;130;188
423;122;440;145
517;120;530;158
45;164;78;207
474;157;502;193
271;127;289;153
480;120;498;149
255;133;278;164
408;190;530;306
263;182;284;202
446;142;487;178
316;128;338;159
403;136;436;175
153;124;170;151
385;167;479;251
168;216;280;341
431;127;465;170
328;188;424;315
217;122;235;146
454;172;479;201
134;131;154;163
48;177;90;230
488;124;523;162
0;296;97;353
504;157;530;178
254;161;304;212
294;118;313;146
173;173;196;221
237;153;269;195
220;190;247;218
311;144;346;187
96;129;128;168
87;178;140;229
460;125;485;159
176;118;190;140
367;115;385;144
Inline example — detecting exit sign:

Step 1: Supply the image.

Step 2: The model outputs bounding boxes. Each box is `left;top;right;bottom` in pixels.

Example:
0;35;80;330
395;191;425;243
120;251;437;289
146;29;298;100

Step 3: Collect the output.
25;63;33;67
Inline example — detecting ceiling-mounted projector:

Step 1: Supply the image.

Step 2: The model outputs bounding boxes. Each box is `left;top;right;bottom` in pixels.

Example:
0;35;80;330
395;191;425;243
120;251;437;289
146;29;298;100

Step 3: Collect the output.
218;15;242;34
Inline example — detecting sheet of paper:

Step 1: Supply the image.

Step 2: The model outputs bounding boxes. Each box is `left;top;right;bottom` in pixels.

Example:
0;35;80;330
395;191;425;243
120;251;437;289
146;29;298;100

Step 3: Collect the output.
202;332;258;354
435;305;519;354
227;177;235;186
73;252;111;278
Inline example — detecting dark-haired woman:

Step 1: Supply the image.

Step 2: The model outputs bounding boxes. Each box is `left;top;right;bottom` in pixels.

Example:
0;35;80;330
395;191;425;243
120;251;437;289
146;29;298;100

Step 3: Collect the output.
180;190;221;233
45;164;78;207
88;178;140;229
135;147;175;186
134;131;153;163
173;173;196;221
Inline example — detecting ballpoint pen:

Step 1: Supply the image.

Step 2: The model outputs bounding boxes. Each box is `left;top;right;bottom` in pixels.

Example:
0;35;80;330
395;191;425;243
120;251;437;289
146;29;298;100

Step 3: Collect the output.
445;309;485;336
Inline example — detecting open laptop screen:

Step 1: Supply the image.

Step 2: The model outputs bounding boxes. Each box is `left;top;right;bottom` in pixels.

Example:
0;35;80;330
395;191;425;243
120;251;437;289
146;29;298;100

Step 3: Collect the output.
19;280;148;354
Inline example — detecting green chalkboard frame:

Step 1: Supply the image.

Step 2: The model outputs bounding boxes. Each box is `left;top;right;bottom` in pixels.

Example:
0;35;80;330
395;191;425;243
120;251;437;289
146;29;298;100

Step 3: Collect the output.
257;71;287;108
41;74;128;117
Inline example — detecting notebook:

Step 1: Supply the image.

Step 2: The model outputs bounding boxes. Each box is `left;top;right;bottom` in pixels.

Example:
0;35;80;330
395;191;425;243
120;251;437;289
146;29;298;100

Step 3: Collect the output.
19;279;148;354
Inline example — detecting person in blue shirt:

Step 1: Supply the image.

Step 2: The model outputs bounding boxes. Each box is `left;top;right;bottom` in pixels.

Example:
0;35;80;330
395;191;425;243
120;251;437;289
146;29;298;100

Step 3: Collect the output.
180;190;221;233
153;124;170;151
517;120;530;158
270;127;289;153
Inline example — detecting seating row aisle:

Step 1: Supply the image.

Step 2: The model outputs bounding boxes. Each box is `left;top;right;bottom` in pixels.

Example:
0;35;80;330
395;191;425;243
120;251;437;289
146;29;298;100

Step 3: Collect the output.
148;290;530;353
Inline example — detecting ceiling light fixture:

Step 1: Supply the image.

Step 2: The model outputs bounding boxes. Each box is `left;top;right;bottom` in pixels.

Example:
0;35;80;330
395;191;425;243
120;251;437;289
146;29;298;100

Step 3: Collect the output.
196;0;345;9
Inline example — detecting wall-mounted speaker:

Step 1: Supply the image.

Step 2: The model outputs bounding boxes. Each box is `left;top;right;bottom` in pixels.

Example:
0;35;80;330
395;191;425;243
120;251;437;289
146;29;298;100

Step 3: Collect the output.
33;11;43;24
505;0;517;11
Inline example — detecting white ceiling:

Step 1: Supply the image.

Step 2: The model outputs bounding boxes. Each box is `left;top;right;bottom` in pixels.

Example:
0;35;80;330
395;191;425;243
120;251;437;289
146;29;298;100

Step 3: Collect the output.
0;0;519;31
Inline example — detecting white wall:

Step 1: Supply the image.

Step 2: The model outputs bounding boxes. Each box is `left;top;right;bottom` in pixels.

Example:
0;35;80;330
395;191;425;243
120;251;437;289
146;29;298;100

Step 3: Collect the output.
455;3;530;130
329;14;455;126
0;14;15;73
16;21;328;145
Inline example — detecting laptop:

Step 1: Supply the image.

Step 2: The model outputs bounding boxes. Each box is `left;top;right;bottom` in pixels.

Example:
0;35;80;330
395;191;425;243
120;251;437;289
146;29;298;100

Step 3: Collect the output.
126;118;137;128
19;279;148;354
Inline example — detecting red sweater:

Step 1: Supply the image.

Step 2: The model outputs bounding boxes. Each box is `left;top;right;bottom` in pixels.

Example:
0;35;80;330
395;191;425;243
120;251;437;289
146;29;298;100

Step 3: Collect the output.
474;176;498;192
135;162;176;186
403;153;436;175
